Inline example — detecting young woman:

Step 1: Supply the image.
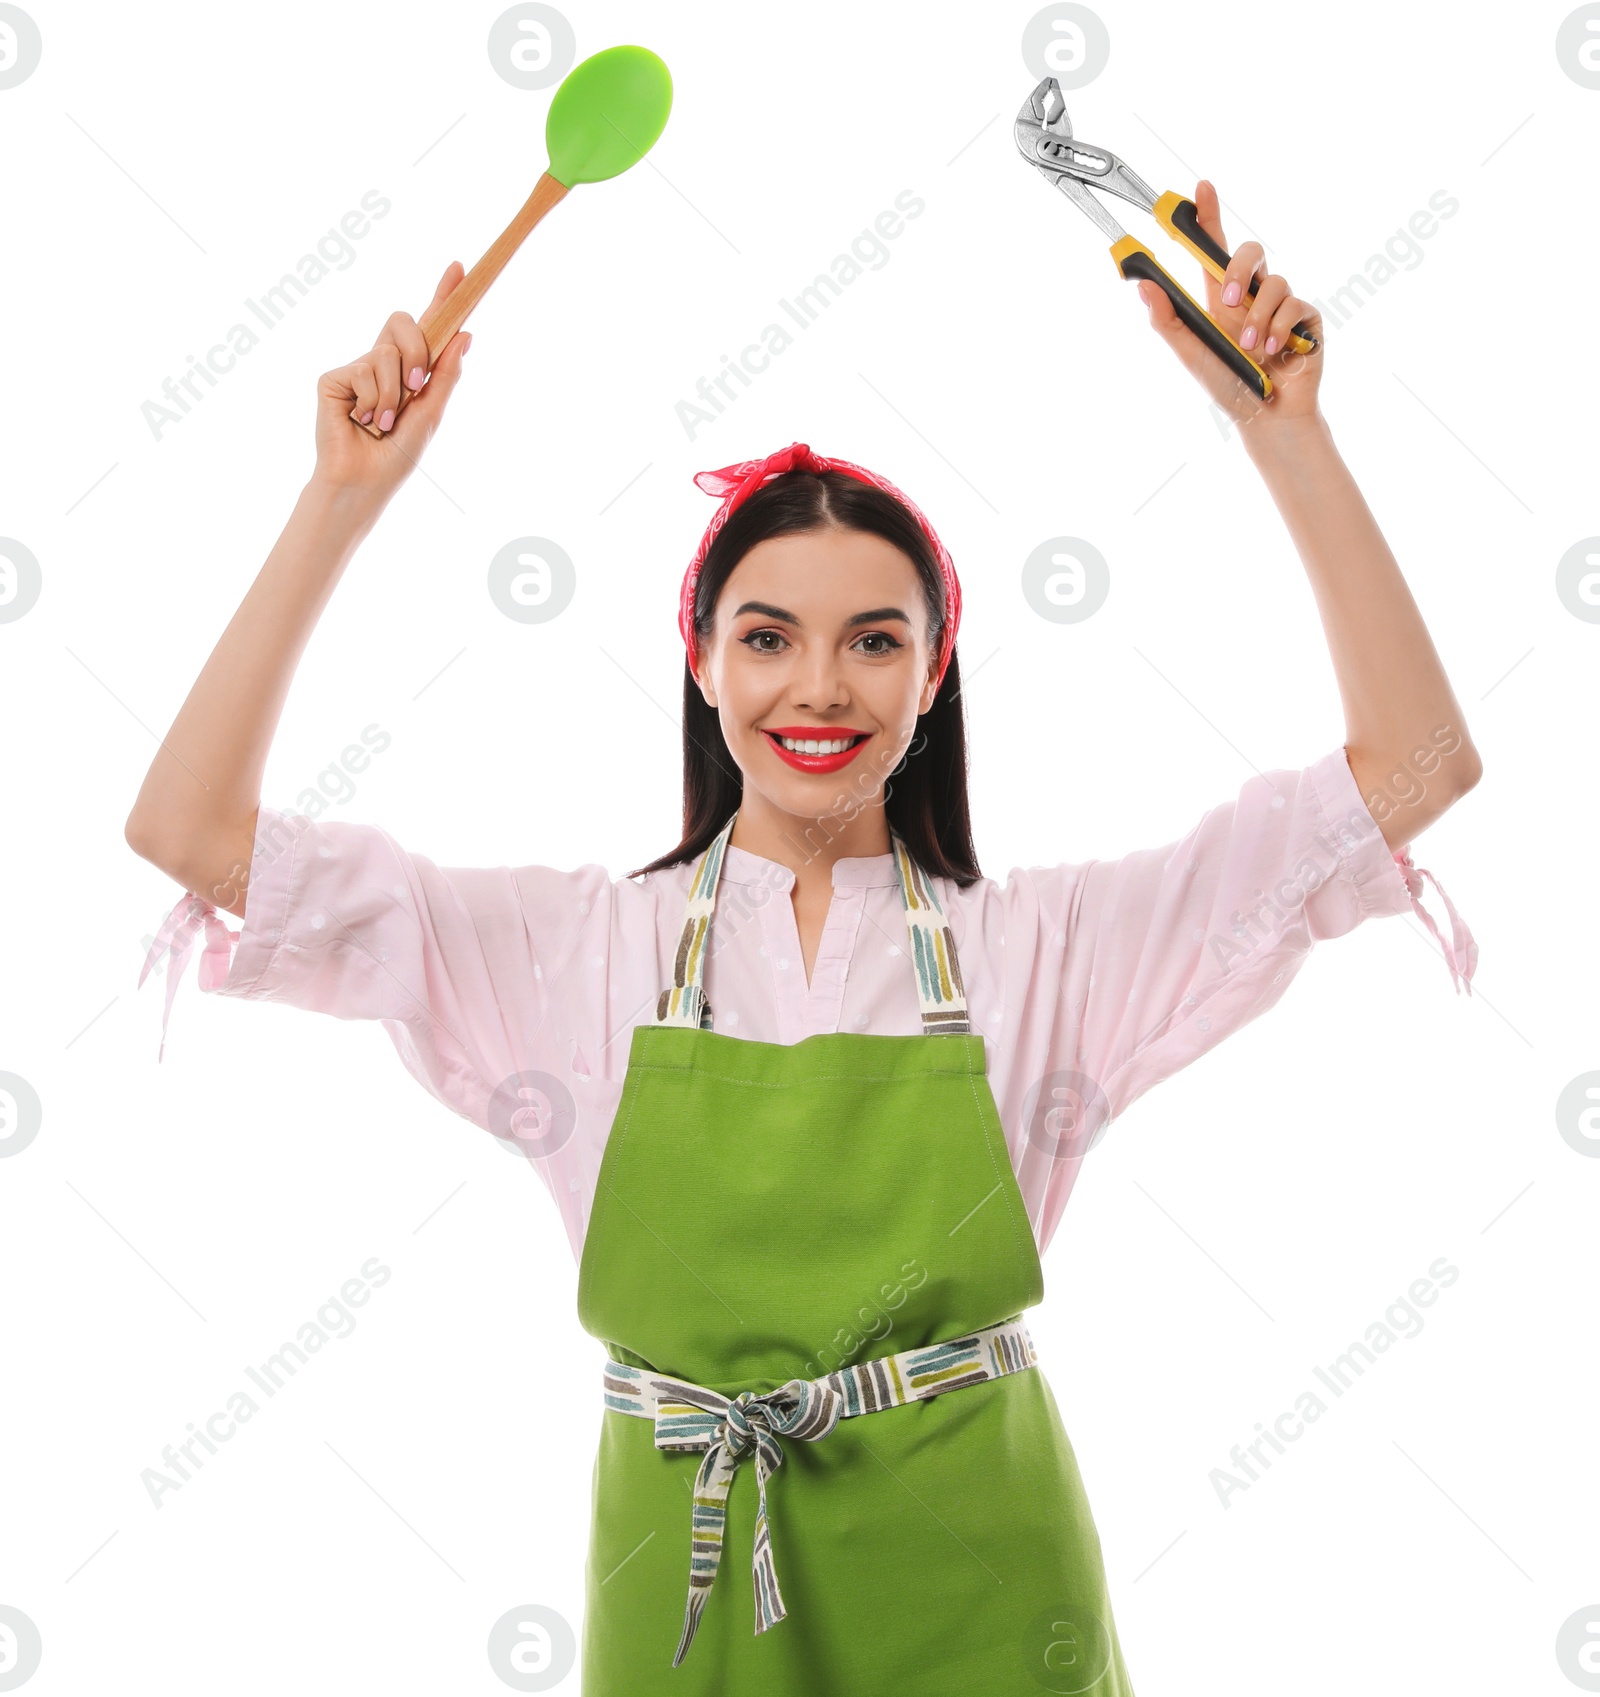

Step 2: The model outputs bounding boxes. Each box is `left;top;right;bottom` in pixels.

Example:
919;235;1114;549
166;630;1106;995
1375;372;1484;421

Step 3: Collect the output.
130;182;1480;1694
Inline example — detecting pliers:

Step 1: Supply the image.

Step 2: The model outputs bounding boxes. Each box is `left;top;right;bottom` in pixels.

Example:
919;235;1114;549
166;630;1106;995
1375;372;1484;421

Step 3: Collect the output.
1014;77;1319;402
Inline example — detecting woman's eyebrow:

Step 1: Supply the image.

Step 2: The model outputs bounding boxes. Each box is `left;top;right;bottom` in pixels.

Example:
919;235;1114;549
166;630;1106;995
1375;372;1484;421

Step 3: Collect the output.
732;600;798;623
730;601;911;628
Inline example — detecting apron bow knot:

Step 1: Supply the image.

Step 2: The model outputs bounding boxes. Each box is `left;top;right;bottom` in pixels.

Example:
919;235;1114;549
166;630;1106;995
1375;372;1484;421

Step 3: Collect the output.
715;1381;843;1459
642;1372;844;1666
601;1316;1039;1668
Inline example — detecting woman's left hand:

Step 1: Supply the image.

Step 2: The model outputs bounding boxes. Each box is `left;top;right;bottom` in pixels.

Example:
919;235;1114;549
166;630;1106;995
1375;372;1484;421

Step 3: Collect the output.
1135;179;1324;429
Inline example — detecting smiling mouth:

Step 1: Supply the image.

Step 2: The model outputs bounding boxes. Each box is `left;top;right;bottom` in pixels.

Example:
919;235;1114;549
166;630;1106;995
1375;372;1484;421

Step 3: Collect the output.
760;728;873;772
762;730;870;755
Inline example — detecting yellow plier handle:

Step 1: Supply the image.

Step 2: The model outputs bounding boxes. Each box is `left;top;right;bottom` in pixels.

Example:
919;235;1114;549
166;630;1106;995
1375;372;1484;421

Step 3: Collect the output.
1110;235;1276;402
1152;191;1321;358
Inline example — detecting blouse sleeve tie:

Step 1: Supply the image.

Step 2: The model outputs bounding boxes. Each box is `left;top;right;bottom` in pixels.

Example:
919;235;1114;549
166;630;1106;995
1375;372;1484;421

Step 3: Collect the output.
1391;847;1478;996
139;891;240;1062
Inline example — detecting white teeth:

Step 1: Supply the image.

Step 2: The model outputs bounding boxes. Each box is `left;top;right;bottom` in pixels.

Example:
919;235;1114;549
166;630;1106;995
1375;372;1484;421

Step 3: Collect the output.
777;734;856;754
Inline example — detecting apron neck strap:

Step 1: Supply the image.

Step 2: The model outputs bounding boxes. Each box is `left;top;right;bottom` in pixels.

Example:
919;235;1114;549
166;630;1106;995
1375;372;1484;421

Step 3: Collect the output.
887;833;972;1035
655;813;970;1035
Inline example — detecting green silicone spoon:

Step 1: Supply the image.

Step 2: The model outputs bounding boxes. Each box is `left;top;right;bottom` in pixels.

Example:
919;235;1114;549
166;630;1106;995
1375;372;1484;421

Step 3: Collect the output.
547;44;674;187
352;44;672;436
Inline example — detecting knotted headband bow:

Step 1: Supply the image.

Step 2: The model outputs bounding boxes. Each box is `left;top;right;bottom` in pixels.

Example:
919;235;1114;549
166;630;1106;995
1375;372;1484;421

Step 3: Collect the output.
677;441;962;691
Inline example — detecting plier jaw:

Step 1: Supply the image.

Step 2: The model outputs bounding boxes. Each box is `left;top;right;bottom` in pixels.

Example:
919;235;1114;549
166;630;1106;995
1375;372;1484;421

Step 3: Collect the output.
1015;76;1320;402
1014;76;1157;226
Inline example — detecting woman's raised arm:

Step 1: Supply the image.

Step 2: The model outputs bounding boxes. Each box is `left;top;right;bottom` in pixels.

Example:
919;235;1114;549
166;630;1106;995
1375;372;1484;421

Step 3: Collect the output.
1135;181;1483;843
1234;408;1482;844
124;263;472;916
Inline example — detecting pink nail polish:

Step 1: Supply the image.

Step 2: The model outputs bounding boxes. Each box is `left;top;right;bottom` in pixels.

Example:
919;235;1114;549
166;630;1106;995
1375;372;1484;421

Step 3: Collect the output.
359;411;374;425
1222;281;1240;306
1240;326;1256;350
408;367;425;390
378;408;395;431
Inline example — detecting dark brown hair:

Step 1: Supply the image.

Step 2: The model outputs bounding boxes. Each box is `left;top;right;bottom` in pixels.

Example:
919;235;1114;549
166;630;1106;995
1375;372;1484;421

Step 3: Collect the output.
627;469;980;884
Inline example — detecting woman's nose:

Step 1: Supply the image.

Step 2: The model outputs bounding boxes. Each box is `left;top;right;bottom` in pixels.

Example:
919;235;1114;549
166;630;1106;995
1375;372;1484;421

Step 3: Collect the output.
792;680;847;711
790;649;848;710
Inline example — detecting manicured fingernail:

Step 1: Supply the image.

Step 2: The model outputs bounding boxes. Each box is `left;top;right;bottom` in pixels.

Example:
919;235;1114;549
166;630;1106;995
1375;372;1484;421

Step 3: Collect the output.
378;408;395;431
1222;281;1241;306
359;410;374;425
1240;325;1257;350
1265;335;1278;354
408;367;425;390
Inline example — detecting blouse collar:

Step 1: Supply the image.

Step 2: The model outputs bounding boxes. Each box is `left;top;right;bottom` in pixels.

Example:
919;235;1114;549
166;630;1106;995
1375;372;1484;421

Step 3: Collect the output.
720;843;898;890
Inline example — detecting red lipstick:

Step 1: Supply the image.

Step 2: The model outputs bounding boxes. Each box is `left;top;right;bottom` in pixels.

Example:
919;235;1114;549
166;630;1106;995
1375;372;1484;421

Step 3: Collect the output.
761;726;871;774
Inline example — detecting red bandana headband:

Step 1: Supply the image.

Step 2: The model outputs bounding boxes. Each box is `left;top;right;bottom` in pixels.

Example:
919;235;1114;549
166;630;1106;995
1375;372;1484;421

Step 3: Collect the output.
677;441;962;692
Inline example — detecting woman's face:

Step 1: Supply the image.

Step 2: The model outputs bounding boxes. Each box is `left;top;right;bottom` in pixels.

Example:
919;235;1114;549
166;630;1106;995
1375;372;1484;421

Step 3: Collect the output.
693;526;940;823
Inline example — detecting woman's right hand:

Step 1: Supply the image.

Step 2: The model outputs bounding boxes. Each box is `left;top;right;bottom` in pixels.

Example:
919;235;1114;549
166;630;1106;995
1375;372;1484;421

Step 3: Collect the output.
311;261;472;503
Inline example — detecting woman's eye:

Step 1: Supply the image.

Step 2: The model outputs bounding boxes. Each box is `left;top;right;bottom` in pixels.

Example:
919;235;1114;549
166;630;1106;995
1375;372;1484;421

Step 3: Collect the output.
737;628;901;655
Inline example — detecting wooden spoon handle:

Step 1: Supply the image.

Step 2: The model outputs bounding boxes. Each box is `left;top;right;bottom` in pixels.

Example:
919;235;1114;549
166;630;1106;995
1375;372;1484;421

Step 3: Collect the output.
349;171;570;438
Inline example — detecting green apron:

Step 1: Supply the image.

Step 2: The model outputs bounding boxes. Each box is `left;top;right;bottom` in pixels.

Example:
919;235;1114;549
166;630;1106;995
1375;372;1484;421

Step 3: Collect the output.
575;815;1137;1694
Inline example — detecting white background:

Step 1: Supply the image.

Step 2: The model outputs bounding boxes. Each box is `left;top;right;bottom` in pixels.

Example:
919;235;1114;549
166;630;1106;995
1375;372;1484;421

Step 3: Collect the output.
2;1;1593;1692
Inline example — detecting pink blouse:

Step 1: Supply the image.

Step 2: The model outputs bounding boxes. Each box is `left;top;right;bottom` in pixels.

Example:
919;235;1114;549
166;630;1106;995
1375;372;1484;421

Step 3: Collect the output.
139;745;1476;1266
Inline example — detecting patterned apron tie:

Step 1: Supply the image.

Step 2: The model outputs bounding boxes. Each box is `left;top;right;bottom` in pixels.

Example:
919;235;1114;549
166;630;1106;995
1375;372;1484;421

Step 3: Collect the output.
603;1314;1039;1666
654;811;971;1034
